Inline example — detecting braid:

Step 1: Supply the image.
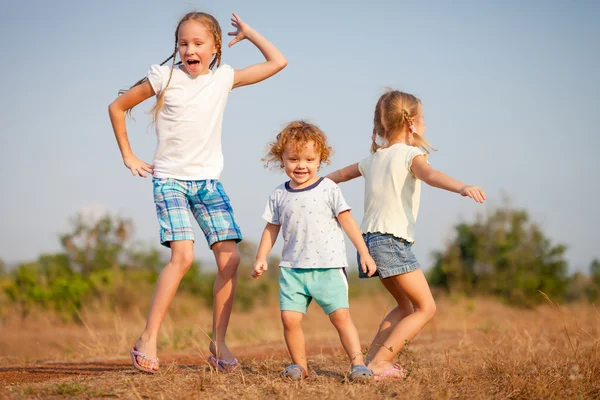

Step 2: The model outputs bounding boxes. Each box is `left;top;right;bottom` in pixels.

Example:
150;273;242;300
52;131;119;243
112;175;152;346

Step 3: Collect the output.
149;45;177;123
208;21;222;70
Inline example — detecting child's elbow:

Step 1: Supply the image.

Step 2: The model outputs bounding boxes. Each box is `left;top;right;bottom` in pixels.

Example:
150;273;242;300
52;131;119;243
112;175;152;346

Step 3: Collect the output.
108;101;119;116
276;57;288;70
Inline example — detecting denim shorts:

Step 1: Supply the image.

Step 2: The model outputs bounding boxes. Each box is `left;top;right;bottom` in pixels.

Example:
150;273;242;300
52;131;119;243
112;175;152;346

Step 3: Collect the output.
357;232;421;279
153;178;243;248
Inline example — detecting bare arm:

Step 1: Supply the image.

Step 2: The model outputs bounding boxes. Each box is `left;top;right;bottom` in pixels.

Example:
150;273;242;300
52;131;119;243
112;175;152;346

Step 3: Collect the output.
411;155;486;203
337;210;376;277
228;13;287;89
108;81;155;177
252;222;281;279
326;163;361;184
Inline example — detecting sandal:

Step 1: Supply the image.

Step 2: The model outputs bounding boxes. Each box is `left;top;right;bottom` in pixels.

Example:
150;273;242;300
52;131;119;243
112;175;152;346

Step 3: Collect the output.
208;355;240;373
280;364;307;381
130;347;159;374
348;364;374;382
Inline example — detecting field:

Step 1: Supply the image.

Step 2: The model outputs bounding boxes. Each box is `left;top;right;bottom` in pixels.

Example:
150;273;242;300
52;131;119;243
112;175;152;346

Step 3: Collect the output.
1;293;599;399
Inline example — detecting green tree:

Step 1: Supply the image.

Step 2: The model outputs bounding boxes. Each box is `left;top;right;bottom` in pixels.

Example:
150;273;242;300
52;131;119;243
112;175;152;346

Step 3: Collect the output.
428;205;569;306
60;213;132;276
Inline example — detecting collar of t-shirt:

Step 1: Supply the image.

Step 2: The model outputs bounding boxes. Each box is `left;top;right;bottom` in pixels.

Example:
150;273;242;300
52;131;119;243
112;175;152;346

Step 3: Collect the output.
284;177;324;193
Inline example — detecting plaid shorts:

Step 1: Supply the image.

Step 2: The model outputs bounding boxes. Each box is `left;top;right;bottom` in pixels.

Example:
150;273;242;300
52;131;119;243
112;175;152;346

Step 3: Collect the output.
153;178;243;248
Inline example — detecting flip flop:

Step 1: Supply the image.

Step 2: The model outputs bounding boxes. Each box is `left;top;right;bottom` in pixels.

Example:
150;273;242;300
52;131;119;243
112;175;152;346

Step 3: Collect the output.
130;347;159;374
374;364;407;381
280;364;307;381
208;355;240;373
348;364;374;382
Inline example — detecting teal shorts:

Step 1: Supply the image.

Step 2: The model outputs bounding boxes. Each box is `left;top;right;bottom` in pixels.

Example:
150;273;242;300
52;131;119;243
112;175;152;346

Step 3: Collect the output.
279;267;349;315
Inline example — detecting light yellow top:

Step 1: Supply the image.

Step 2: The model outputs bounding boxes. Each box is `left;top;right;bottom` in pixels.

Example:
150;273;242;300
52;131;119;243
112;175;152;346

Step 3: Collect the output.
358;143;426;242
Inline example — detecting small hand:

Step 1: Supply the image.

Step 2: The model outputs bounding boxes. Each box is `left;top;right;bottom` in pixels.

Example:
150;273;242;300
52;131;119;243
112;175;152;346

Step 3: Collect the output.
124;155;153;178
227;13;251;48
460;185;486;203
252;259;268;279
361;255;377;277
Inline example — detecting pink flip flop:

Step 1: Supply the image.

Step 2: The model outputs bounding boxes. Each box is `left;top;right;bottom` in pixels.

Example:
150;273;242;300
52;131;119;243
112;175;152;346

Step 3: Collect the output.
208;355;240;373
374;364;407;381
130;347;159;374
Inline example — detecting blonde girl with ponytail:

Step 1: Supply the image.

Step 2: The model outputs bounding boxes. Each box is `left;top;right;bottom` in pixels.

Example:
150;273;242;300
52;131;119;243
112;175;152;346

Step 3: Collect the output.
327;89;485;380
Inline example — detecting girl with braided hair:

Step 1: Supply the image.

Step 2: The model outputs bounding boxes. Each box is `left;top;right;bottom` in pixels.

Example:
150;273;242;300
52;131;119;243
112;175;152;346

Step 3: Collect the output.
108;11;287;374
327;90;485;380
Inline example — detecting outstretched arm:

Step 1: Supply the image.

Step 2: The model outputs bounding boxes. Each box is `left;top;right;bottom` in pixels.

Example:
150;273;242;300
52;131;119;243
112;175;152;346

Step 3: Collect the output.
108;81;156;177
411;155;486;203
337;210;376;277
228;13;287;89
253;222;281;279
326;163;361;184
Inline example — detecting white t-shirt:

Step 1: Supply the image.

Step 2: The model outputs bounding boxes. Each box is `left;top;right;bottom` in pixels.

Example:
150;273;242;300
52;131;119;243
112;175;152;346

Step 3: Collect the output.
358;143;426;243
146;64;234;180
262;178;351;269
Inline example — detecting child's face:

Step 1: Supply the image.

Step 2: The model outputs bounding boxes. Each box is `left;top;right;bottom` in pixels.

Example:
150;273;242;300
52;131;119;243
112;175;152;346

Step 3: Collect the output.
282;140;321;188
177;20;217;77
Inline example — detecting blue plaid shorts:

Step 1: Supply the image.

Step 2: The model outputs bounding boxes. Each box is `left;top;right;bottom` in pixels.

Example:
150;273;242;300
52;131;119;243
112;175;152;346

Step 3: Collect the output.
153;178;243;248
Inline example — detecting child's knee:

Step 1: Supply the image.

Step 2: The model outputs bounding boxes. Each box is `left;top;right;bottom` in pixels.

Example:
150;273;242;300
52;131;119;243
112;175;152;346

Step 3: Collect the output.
419;300;436;321
170;250;194;274
281;311;303;329
213;241;241;272
328;308;352;327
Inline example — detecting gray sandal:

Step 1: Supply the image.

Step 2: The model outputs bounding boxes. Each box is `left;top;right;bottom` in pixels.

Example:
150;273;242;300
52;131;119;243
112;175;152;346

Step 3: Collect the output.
349;365;374;382
280;364;307;381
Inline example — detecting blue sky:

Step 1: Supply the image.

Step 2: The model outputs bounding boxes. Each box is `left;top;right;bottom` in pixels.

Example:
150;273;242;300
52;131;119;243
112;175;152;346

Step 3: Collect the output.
1;0;598;272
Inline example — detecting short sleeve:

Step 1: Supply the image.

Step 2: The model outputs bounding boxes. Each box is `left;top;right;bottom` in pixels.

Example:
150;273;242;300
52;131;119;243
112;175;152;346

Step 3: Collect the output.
261;191;281;225
406;147;428;174
328;183;352;216
147;64;165;94
358;155;372;176
216;64;235;92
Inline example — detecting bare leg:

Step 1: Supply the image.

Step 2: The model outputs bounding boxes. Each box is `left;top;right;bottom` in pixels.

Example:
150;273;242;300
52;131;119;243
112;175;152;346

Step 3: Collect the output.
365;288;414;365
134;240;194;370
367;269;436;376
328;308;365;366
281;310;307;372
208;240;240;362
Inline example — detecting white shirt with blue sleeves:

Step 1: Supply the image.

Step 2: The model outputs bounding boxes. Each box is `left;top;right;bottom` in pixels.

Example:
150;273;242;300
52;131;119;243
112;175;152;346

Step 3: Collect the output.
262;178;351;269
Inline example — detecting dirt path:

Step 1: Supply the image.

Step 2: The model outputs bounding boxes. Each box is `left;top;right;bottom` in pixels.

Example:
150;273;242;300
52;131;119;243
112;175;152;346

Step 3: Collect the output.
0;343;337;386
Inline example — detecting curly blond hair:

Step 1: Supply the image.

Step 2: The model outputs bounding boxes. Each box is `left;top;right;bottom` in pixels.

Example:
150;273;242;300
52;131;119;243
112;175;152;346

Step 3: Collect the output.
263;121;332;169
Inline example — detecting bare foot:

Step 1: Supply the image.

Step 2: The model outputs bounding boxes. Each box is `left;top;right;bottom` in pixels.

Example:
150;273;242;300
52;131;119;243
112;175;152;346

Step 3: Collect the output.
367;360;396;376
133;337;159;372
209;341;236;362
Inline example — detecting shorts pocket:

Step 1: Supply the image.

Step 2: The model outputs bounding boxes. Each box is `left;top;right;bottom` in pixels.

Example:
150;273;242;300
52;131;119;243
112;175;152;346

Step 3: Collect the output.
367;236;402;270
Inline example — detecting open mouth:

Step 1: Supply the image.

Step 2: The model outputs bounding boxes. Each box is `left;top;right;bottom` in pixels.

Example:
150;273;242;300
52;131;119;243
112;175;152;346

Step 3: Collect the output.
186;60;200;70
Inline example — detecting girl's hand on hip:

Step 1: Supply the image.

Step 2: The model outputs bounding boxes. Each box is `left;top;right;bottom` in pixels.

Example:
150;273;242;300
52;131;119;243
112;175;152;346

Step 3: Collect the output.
460;185;486;203
124;155;153;178
228;13;252;47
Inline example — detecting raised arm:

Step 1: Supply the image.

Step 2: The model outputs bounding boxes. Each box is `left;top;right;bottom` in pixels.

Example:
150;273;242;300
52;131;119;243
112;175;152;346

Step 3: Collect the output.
108;81;156;177
337;210;376;277
227;13;288;89
411;155;486;203
252;222;281;279
326;163;361;184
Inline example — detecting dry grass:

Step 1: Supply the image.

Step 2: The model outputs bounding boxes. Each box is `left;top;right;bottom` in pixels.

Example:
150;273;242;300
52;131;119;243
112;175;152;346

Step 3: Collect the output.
0;293;599;399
